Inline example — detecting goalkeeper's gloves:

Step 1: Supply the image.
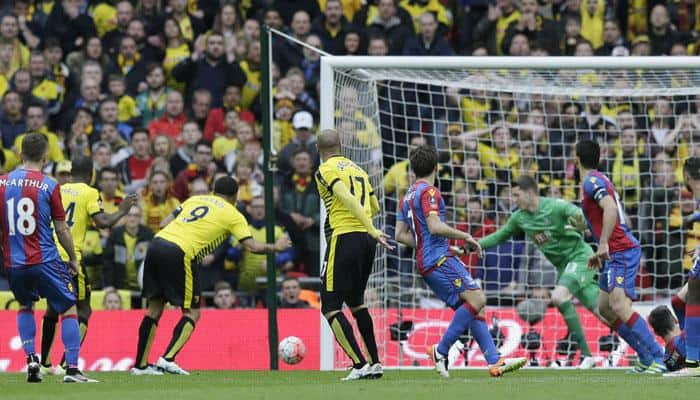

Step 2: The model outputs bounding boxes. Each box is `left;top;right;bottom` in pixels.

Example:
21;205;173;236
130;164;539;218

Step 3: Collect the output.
566;213;587;233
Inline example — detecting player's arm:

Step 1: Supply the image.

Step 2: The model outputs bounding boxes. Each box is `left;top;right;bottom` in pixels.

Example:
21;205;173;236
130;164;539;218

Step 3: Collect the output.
395;220;415;248
370;192;380;217
585;178;616;268
559;200;587;233
92;193;138;228
160;205;182;229
597;195;618;248
478;214;518;249
333;180;379;236
49;186;78;273
55;220;77;262
240;236;291;254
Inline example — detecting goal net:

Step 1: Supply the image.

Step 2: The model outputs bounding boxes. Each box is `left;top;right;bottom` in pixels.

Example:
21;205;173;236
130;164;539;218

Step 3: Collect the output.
319;57;700;369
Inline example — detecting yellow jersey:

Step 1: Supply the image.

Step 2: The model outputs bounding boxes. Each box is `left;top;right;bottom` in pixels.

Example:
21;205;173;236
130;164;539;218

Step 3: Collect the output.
157;195;253;262
315;155;376;238
14;130;65;162
240;60;260;110
55;182;103;263
141;194;180;233
163;43;191;91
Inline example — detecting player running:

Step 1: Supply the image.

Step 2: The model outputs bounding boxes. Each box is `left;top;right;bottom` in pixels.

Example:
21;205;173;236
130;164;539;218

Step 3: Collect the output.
39;156;137;376
576;140;666;373
2;134;95;383
315;129;392;381
662;156;700;377
478;175;603;368
131;176;291;375
395;144;526;378
648;305;687;373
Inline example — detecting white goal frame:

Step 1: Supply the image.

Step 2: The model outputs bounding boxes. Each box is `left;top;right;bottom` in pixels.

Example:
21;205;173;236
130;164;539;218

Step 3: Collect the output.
317;56;700;371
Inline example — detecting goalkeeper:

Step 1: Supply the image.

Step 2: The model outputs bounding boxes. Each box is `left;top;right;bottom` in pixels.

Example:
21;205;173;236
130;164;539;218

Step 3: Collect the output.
477;176;605;369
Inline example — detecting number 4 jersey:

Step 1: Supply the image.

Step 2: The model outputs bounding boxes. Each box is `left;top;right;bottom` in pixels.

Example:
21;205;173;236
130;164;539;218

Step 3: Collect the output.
54;182;103;263
156;194;253;263
0;168;65;267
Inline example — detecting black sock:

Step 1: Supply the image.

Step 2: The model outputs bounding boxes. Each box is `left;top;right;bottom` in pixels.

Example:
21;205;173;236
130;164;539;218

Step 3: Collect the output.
163;316;196;362
687;360;699;368
353;308;380;365
135;316;158;369
328;313;366;368
40;315;58;367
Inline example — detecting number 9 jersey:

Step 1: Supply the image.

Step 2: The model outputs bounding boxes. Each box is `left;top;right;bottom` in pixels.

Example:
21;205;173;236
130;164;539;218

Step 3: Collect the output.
156;194;253;263
0;168;65;268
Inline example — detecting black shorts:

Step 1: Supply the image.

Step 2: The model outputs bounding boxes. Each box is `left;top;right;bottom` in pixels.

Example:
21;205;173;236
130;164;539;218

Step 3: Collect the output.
142;238;200;309
321;232;376;312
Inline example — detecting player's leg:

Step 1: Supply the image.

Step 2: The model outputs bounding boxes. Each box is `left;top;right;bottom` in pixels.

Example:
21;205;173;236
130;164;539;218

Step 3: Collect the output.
553;277;593;360
672;283;688;329
58;276;92;371
683;274;700;370
39;304;59;372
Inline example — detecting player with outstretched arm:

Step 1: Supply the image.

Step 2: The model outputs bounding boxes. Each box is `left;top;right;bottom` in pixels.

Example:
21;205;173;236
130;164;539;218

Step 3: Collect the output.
395;144;526;378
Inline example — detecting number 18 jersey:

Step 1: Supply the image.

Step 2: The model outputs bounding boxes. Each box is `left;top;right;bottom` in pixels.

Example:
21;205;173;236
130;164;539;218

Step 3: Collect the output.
0;168;65;268
156;195;253;263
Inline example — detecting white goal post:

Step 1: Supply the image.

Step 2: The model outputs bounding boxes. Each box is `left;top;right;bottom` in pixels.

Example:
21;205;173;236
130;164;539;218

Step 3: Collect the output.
318;56;700;371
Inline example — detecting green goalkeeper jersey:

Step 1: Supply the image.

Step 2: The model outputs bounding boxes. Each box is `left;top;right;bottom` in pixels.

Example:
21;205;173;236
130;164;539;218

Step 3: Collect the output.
478;196;594;272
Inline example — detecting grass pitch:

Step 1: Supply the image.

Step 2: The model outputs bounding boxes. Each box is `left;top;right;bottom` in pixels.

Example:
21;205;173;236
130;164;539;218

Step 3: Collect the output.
0;370;696;400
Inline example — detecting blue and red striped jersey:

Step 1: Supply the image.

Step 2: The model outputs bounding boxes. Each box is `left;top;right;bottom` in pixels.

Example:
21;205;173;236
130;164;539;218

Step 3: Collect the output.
581;170;639;253
0;168;65;267
399;180;448;274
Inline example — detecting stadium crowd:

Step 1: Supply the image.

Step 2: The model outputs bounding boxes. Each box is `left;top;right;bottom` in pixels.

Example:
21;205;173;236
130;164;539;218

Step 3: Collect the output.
0;0;697;309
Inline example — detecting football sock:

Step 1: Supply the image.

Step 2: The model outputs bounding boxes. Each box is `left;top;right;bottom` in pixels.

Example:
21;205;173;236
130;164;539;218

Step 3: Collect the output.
437;303;476;357
672;295;686;329
628;312;664;362
558;301;592;357
135;316;158;369
17;310;36;356
685;304;700;363
614;317;652;365
60;315;80;369
352;308;380;364
328;313;366;368
163;316;196;362
469;314;500;365
59;318;88;369
40;314;58;367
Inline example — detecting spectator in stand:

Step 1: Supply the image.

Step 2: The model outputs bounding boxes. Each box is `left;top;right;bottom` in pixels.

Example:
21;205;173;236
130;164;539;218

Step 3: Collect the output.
105;36;147;96
233;155;262;206
402;12;453;56
452;197;496;273
108;74;140;125
0;90;26;148
300;35;322;90
97;98;133;140
279;148;320;276
0;15;29;73
170;121;202;176
148;90;187;145
92;141;112;172
366;0;412;55
507;33;531;56
203;83;256;139
312;0;354;55
151;133;176;160
141;170;180;233
128;18;164;65
212;111;241;161
611;128;650;218
212;281;237;309
287;68;318;117
189;88;215;133
503;0;558;55
102;289;123;310
579;0;605;49
102;0;135;56
279;278;310;308
117;128;153;193
273;10;312;74
172;31;245;108
272;96;296;152
66;37;110;79
97;167;125;220
341;28;365;55
474;0;521;55
44;0;97;55
103;204;154;291
278;110;319;179
161;17;191;92
173;139;215;201
167;0;206;43
101;123;129;163
595;18;629;56
136;63;170;126
28;52;63;117
367;35;390;56
13;104;64;163
648;4;688;56
239;41;261;111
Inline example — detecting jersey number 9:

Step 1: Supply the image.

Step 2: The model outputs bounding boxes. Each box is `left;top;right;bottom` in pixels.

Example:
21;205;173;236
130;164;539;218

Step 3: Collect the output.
183;206;209;222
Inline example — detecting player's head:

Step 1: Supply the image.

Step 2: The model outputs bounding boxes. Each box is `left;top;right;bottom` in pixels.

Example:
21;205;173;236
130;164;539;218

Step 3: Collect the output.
409;144;438;179
316;129;341;159
21;132;48;164
575;140;600;170
512;175;539;211
70;155;94;182
647;305;678;339
213;175;239;204
683;157;700;189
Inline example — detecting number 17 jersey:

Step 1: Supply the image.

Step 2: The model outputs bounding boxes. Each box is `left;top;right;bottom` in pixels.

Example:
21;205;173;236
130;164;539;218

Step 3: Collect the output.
0;168;65;268
156;194;253;263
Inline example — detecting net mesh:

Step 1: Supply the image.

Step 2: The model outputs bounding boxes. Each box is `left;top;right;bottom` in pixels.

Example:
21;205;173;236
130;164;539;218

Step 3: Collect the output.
329;65;700;368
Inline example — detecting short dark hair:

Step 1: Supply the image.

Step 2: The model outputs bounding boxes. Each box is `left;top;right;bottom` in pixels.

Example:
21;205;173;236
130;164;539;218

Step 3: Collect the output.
684;157;700;181
647;305;676;338
71;155;93;179
131;128;149;142
97;166;119;181
21;133;48;162
292;147;311;158
513;175;538;193
213;176;239;197
409;144;438;179
575;140;600;169
195;139;212;151
282;277;300;287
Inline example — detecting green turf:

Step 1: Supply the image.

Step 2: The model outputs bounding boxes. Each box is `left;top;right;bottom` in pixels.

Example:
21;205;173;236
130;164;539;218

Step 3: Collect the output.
0;370;696;400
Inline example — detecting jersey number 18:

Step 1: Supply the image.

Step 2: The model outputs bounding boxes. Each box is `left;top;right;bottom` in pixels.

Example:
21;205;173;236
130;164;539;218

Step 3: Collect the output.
7;197;36;236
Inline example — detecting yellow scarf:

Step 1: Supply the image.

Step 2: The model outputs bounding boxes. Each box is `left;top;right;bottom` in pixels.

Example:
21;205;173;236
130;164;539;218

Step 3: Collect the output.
117;52;141;75
293;174;310;193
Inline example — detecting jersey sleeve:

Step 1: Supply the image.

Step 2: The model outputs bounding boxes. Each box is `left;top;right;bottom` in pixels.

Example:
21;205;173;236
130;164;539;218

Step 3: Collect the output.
229;208;253;242
479;212;520;248
419;187;442;218
49;185;66;221
315;163;341;192
582;175;610;203
397;196;408;223
86;188;103;216
555;198;583;219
